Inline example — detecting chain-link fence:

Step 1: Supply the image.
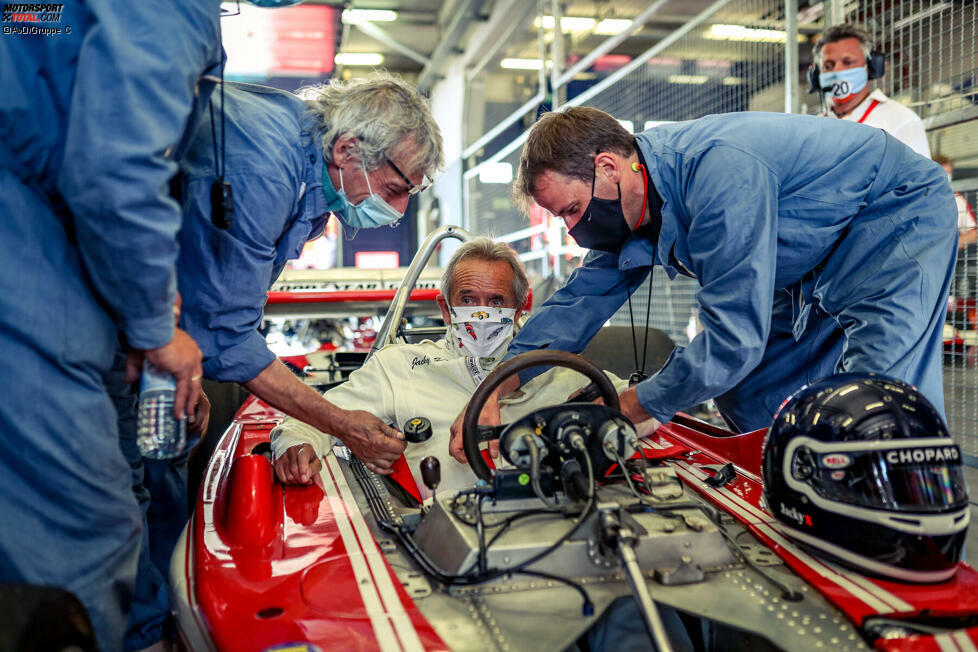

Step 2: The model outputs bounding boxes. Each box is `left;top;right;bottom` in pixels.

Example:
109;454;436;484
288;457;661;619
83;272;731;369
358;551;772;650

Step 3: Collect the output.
839;0;978;461
944;184;978;462
783;1;978;458
462;0;978;459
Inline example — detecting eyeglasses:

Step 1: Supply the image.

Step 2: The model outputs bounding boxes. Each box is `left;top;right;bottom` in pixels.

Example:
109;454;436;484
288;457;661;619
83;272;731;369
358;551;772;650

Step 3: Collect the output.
385;157;432;195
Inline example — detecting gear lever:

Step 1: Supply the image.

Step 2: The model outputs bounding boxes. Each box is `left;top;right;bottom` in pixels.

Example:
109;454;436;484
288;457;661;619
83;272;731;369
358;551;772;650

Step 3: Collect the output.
420;456;441;497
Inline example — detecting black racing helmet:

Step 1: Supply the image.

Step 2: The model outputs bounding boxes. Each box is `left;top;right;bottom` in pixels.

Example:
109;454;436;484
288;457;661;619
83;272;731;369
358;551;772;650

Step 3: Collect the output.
762;373;970;583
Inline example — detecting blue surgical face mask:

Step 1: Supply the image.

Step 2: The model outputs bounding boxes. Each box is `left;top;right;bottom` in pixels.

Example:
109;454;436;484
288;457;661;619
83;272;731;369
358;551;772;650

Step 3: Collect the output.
336;163;403;230
819;66;868;103
320;160;349;216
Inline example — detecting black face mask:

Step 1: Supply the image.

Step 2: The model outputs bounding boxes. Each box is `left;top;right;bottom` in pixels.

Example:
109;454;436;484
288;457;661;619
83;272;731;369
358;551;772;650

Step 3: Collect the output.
568;168;632;253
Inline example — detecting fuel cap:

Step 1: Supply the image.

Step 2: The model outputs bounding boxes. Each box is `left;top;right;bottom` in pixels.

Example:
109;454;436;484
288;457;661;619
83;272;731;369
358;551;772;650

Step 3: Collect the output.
402;417;433;443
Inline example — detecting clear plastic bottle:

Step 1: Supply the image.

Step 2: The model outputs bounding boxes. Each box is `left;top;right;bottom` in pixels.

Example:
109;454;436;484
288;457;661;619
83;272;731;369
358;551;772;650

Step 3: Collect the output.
136;360;187;459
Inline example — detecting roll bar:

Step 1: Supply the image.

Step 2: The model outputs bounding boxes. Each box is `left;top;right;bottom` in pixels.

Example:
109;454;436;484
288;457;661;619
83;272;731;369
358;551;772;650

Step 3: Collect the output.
370;225;472;357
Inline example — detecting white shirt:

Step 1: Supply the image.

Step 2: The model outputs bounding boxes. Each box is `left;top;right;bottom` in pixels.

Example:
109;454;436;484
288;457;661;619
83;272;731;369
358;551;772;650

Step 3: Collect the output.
830;88;931;157
270;335;628;499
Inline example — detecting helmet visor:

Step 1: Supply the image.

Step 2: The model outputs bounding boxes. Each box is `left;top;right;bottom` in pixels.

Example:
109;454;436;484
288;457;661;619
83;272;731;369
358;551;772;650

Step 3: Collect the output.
808;444;968;512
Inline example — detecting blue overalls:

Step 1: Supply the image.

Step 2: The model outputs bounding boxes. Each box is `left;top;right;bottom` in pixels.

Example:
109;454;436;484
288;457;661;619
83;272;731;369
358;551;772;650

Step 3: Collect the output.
507;112;956;433
110;82;332;648
176;81;332;383
0;2;222;649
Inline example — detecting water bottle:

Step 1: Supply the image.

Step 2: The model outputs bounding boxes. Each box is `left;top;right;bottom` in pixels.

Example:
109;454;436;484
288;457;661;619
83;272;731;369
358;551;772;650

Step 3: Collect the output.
136;360;187;458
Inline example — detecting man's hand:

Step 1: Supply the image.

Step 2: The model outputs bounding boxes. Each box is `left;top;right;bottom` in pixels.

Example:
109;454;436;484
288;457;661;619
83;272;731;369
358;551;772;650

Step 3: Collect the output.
448;396;500;465
335;409;406;475
567;385;660;435
188;389;211;435
634;416;663;439
618;387;662;436
243;361;405;475
275;443;322;485
126;328;203;420
448;374;521;464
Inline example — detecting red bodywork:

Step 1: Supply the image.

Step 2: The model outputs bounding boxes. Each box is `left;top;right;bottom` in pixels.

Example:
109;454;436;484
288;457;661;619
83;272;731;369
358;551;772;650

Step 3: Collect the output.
652;418;978;652
182;400;449;651
179;285;975;650
181;401;978;651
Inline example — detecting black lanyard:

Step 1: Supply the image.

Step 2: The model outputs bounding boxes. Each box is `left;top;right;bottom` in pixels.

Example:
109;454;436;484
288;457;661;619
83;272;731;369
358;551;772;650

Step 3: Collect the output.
625;271;654;387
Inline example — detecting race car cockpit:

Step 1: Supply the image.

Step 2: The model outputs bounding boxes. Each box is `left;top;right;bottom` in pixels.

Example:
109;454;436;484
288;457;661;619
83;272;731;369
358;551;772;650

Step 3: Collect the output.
172;226;978;652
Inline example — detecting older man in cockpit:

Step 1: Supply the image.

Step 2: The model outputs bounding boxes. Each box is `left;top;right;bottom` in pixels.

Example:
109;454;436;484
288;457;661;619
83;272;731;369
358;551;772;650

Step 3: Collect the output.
270;236;691;651
271;237;630;498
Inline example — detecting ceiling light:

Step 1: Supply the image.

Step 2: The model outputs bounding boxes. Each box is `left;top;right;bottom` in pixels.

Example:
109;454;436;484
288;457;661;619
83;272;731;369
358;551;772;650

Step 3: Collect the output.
723;76;744;85
594;18;633;35
500;58;546;70
534;16;597;31
335;52;384;66
341;9;397;23
705;24;805;43
558;16;596;31
668;74;708;84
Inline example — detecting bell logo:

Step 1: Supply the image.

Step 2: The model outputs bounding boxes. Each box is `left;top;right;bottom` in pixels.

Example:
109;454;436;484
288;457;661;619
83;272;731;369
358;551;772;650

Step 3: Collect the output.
821;453;852;469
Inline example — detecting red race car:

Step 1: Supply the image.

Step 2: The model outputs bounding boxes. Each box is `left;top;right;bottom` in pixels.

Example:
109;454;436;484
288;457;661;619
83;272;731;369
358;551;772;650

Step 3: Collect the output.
172;227;978;652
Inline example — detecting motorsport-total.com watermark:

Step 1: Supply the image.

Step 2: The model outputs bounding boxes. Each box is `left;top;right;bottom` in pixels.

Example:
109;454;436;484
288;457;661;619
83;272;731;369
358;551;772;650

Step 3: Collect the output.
2;3;69;36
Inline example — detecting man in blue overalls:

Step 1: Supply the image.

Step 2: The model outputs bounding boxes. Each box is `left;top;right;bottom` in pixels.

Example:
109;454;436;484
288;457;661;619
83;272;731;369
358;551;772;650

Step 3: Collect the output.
450;106;955;457
114;73;444;649
0;2;222;649
174;74;442;471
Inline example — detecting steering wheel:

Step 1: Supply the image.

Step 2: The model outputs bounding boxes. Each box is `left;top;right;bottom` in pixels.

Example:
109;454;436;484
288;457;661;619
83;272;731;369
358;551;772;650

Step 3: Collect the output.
462;350;621;482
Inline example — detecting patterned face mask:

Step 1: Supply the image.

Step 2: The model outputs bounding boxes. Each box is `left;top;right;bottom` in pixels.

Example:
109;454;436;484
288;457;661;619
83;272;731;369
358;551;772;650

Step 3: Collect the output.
447;305;516;363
